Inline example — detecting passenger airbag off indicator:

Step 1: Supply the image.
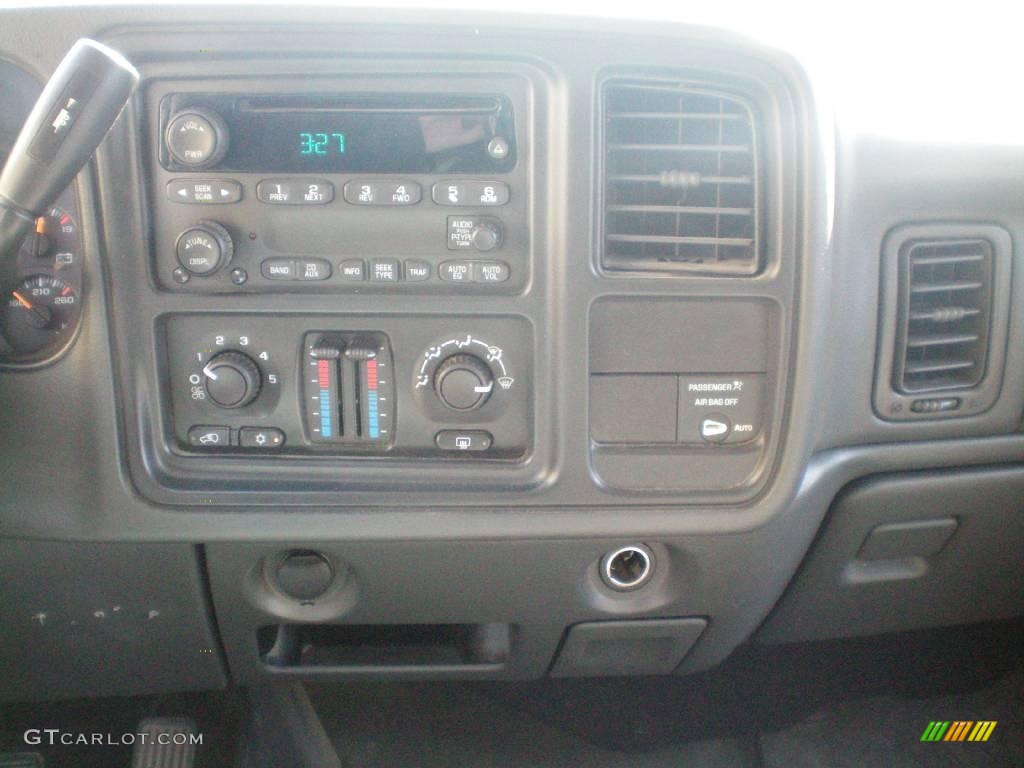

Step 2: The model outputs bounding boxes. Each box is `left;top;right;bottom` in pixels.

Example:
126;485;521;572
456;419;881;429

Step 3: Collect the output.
679;374;765;445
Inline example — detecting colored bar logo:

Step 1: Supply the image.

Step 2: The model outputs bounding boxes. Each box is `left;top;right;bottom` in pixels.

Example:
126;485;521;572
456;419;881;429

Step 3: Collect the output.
921;721;997;742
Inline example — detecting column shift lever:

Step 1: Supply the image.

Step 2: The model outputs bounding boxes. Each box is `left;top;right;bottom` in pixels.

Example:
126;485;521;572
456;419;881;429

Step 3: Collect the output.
0;39;138;273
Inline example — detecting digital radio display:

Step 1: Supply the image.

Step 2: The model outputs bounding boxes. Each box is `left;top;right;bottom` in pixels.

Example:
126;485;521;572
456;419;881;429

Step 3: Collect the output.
161;93;516;174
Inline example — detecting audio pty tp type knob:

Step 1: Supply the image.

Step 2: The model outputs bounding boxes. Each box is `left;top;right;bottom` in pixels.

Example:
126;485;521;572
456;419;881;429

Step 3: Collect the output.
175;220;233;276
434;354;494;411
203;350;262;408
471;221;503;252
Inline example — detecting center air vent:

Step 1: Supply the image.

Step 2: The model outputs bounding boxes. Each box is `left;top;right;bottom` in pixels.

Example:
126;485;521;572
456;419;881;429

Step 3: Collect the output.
875;223;1011;422
895;239;994;392
601;80;760;275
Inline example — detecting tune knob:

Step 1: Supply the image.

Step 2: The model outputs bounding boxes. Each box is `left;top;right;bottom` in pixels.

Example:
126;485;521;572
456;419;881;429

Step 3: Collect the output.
175;220;233;276
434;354;494;411
203;351;262;408
165;107;229;169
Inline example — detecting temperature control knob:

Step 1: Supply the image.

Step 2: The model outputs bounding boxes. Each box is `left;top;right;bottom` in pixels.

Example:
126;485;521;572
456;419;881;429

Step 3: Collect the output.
203;351;262;408
165;107;229;168
434;354;494;411
175;220;233;276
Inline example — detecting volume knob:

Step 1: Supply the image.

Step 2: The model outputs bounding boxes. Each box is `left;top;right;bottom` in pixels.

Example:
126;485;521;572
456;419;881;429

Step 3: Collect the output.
203;351;262;408
434;354;494;411
165;107;229;169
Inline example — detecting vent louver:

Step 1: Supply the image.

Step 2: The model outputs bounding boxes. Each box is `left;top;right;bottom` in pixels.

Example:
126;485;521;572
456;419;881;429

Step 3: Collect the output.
895;239;995;392
601;81;760;275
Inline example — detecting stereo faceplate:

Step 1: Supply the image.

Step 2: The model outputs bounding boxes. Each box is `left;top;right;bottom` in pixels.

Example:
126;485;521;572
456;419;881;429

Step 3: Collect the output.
146;76;531;295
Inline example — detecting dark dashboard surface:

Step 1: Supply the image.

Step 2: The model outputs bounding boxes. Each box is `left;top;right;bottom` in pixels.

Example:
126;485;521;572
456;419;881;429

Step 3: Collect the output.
1;5;1022;701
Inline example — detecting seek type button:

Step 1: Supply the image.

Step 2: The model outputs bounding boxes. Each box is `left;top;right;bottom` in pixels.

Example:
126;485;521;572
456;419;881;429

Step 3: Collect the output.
678;374;766;445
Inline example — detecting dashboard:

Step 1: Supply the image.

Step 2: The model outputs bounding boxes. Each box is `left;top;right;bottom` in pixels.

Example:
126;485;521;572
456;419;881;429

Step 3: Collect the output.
0;6;1022;701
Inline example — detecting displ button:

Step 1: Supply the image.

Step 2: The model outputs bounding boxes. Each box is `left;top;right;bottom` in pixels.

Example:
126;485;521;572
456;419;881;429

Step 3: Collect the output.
679;374;766;445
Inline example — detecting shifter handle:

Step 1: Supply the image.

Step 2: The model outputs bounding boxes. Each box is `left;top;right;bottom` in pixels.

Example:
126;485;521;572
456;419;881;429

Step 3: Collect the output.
0;39;138;258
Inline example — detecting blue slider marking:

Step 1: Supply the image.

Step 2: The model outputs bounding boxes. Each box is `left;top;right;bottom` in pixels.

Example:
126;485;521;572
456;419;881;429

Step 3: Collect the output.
320;389;332;437
368;390;380;438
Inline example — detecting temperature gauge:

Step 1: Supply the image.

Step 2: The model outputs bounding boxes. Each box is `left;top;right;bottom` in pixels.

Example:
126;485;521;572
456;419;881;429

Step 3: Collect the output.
0;196;84;364
3;275;81;356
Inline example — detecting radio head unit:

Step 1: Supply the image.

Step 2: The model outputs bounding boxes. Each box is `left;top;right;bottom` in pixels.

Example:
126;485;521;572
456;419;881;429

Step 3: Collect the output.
146;75;530;295
159;92;517;174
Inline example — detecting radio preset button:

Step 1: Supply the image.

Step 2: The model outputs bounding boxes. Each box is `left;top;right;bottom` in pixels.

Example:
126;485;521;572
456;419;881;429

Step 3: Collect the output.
257;178;334;205
339;259;366;281
167;179;242;204
261;259;297;280
432;181;510;207
439;261;473;282
343;180;422;206
370;258;400;282
404;260;431;281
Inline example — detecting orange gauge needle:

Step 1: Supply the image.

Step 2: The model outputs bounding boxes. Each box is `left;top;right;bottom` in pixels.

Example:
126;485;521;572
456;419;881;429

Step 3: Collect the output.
12;291;33;310
35;217;46;236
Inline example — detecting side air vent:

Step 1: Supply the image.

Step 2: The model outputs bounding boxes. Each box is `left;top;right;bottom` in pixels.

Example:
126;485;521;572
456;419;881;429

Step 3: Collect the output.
875;224;1011;421
601;80;760;275
895;239;993;392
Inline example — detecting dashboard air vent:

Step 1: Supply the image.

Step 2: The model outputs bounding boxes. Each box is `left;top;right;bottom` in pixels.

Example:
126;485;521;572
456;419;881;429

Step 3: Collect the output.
895;238;994;393
601;80;759;275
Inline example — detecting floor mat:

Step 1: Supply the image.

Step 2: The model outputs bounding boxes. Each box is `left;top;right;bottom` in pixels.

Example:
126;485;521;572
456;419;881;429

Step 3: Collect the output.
309;681;759;768
309;620;1024;768
759;668;1023;768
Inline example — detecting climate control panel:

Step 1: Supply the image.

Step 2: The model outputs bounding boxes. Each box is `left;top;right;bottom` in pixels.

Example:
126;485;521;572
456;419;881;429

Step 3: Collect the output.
163;314;531;459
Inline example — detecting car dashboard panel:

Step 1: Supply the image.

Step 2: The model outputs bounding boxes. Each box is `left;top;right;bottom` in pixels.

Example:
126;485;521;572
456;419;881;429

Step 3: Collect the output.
0;7;1022;702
